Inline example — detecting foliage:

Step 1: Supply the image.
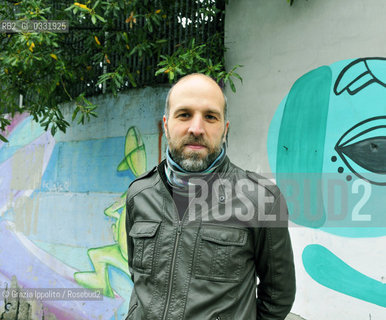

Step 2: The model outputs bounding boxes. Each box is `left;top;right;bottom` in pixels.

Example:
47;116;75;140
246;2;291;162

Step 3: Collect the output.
155;39;242;92
0;0;246;142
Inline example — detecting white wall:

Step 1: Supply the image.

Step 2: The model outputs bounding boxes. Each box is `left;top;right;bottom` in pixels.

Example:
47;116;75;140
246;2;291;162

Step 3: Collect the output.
225;0;386;173
225;1;386;319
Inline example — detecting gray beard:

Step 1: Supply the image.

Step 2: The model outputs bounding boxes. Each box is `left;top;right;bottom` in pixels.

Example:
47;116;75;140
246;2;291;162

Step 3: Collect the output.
169;146;221;172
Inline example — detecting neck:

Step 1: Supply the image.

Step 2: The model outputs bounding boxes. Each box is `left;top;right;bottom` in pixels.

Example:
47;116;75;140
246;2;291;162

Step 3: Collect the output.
164;144;227;193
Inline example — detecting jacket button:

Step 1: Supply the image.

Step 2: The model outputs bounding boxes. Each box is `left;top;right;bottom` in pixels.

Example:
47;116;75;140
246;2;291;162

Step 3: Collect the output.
219;195;225;202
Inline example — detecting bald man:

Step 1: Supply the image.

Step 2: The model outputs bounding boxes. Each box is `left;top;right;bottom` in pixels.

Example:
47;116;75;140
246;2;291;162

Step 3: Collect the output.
125;74;296;320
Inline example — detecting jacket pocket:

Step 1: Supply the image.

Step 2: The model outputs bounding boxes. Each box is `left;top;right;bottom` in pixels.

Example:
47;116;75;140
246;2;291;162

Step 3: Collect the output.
129;220;161;274
194;225;248;282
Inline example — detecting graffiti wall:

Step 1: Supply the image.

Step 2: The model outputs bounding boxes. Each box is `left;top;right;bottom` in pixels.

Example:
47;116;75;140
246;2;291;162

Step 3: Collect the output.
0;87;168;319
268;58;386;319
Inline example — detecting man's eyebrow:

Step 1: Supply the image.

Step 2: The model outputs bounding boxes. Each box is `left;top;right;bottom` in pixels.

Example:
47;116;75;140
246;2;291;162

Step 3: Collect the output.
173;107;190;115
173;107;221;117
206;109;221;117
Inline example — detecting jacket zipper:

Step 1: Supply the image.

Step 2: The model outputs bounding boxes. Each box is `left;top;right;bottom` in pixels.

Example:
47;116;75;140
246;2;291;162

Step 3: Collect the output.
161;220;183;320
127;302;138;318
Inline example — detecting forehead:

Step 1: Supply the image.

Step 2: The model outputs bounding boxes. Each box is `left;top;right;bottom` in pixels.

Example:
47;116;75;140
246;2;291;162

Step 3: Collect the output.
168;76;225;114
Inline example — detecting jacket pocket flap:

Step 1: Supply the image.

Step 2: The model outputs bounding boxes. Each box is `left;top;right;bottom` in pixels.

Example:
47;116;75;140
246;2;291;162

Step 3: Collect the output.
201;225;247;246
129;221;161;238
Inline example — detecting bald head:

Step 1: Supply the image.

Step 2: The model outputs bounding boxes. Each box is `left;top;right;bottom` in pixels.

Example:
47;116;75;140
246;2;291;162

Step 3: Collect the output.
164;73;227;121
162;73;229;171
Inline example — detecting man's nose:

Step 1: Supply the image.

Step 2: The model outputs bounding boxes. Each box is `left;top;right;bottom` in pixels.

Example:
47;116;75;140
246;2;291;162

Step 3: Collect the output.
188;115;205;136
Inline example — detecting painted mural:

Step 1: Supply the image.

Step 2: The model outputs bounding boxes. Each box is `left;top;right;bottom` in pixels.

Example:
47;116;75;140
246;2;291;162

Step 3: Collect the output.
0;88;166;320
74;126;146;298
268;57;386;317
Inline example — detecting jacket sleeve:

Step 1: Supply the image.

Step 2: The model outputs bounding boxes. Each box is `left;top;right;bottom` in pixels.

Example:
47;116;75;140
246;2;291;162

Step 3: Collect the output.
125;191;135;281
254;192;296;320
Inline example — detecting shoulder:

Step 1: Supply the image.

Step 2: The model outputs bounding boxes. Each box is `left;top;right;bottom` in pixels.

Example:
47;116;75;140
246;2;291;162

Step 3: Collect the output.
225;162;288;227
126;165;159;200
228;161;281;199
245;170;281;199
129;166;158;187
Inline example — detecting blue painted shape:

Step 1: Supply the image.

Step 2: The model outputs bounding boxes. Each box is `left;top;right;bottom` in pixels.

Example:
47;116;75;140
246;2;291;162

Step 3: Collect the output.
0;145;23;164
29;192;118;248
0;116;47;164
302;244;386;307
276;66;332;228
108;266;133;320
268;57;386;237
41;137;136;193
319;227;386;238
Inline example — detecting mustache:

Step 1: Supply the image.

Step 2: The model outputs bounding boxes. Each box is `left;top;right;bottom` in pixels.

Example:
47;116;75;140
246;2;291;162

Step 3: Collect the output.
182;136;207;147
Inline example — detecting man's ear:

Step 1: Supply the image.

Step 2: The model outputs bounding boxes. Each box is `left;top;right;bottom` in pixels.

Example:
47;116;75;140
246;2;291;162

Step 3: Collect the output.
163;115;169;138
223;121;230;143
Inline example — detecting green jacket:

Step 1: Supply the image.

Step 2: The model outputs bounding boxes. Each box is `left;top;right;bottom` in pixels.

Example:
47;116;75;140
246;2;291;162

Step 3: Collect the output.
125;157;296;320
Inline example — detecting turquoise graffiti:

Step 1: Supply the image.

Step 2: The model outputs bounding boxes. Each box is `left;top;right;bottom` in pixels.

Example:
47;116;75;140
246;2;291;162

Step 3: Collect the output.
303;244;385;307
74;126;146;297
268;57;386;307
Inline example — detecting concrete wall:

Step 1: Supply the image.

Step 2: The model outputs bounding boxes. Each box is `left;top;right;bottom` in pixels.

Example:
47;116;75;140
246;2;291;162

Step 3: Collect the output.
225;0;386;319
225;0;386;172
0;87;168;319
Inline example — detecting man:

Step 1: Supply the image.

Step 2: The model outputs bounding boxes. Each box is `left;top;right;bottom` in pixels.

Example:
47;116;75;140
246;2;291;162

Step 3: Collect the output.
125;74;296;320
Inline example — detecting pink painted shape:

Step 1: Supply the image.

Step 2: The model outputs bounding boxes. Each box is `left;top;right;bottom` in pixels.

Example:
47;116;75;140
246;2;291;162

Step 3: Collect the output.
0;221;123;320
0;113;29;148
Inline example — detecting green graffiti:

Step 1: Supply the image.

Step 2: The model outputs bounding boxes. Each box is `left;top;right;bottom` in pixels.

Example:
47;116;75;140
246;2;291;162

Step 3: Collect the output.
117;127;147;176
74;126;146;297
303;244;386;307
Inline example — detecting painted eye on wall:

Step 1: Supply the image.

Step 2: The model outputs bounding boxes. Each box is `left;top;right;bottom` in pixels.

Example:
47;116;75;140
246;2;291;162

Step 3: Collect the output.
334;57;386;96
335;116;386;185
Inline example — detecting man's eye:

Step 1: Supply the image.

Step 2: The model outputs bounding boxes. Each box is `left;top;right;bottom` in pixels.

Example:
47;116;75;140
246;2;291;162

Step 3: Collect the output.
178;113;190;118
206;114;217;120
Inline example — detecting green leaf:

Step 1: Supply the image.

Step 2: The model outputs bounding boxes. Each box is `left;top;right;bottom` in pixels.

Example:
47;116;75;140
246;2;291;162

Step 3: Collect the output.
91;14;97;24
233;72;243;83
96;14;106;22
155;67;167;76
78;114;85;125
72;107;80;121
92;0;101;9
128;73;137;87
0;134;8;143
228;78;236;92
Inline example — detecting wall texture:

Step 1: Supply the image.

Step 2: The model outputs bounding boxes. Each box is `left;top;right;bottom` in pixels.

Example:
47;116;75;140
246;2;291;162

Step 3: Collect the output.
0;87;168;319
225;0;386;319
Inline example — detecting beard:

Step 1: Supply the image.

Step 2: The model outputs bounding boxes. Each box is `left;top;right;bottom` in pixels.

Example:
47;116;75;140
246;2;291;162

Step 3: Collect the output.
167;132;224;172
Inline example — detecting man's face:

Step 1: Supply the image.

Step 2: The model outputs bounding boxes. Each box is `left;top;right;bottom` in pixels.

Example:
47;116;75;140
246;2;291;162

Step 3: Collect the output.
163;75;229;172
